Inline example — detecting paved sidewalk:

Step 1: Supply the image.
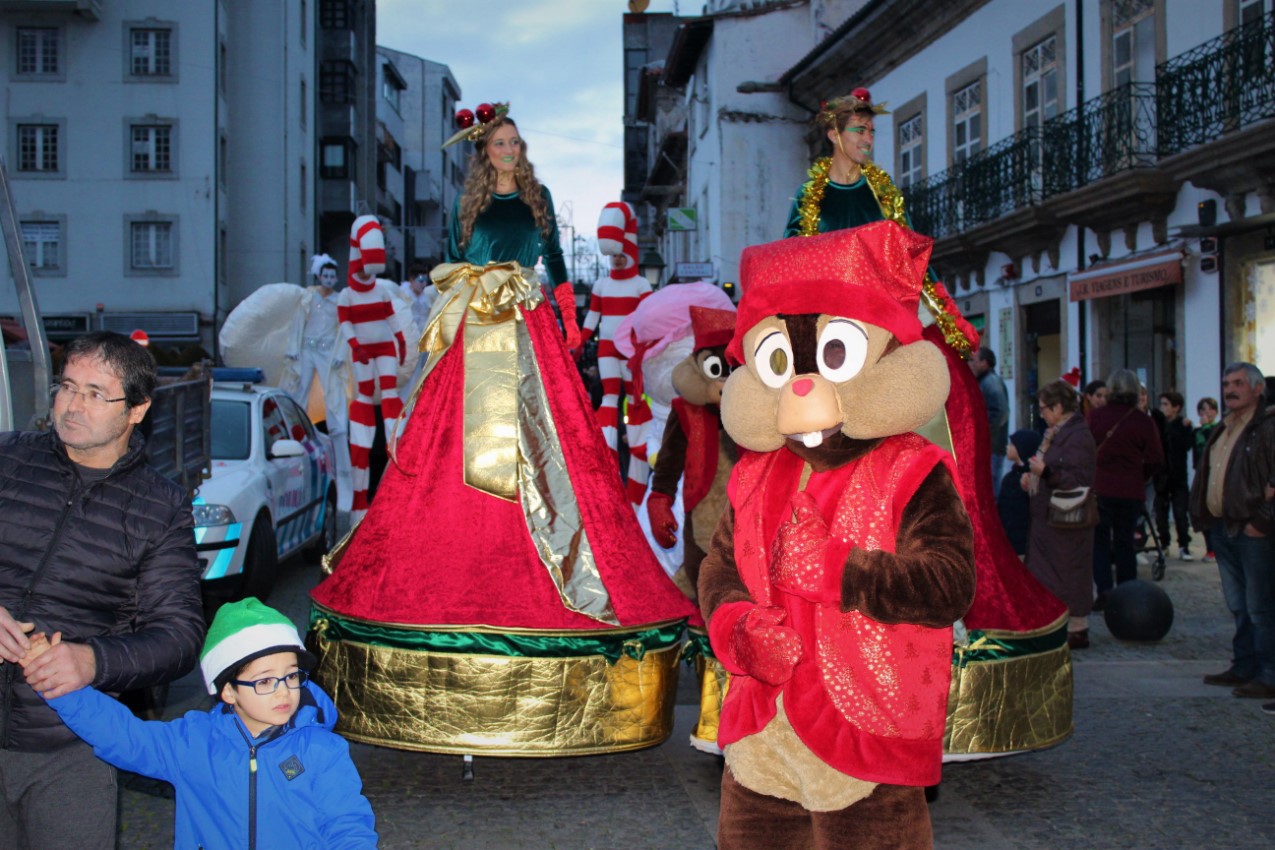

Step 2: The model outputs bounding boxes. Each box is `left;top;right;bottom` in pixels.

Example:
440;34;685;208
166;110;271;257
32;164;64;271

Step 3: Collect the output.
118;552;1274;849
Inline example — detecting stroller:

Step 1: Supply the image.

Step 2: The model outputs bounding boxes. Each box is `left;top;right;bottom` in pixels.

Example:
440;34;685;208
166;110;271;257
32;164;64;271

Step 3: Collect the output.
1132;504;1168;581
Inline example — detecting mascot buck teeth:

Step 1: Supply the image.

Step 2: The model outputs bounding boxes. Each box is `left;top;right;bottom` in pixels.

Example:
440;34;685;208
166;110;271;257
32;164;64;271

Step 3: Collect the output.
700;219;977;849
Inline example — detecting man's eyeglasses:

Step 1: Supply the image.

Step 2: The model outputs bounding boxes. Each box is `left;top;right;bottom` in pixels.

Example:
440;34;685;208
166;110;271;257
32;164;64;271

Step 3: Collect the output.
414;274;428;282
230;670;309;696
50;381;127;408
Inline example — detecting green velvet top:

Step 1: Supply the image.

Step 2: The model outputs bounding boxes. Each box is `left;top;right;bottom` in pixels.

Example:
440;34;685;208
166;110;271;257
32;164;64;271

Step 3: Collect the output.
446;186;569;284
782;176;888;238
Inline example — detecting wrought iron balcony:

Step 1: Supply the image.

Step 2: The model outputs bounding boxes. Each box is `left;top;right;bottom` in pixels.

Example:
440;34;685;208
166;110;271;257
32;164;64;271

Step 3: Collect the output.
1157;10;1275;156
1043;82;1158;193
906;126;1044;240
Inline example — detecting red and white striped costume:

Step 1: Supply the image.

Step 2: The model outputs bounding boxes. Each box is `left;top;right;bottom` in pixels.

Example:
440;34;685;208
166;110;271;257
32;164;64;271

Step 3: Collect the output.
337;215;408;521
585;202;650;500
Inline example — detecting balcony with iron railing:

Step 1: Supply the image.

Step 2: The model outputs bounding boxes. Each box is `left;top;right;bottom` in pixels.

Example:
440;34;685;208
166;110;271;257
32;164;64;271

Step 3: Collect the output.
1157;10;1275;157
905;12;1275;275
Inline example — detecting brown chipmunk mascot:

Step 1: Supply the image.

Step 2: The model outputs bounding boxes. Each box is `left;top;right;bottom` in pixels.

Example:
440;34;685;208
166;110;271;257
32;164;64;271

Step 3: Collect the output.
648;305;738;598
701;219;977;849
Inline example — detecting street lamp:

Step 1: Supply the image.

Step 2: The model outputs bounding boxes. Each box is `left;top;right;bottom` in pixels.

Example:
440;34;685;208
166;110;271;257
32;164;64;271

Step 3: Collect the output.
639;248;665;288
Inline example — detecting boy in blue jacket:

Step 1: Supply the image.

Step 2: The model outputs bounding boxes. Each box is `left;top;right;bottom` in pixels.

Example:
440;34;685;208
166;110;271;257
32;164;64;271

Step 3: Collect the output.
27;597;378;849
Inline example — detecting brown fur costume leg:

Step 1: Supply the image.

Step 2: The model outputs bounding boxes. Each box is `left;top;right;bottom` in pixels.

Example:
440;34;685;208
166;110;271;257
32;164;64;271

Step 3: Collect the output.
719;767;933;850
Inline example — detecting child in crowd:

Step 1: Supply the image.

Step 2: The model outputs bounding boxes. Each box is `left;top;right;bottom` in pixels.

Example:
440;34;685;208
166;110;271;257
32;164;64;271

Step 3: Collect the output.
28;598;378;849
1156;391;1195;560
999;428;1043;557
1192;396;1220;560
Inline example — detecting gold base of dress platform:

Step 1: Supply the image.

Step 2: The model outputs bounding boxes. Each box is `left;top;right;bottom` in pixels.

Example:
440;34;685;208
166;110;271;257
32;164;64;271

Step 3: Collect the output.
308;605;686;756
943;615;1074;759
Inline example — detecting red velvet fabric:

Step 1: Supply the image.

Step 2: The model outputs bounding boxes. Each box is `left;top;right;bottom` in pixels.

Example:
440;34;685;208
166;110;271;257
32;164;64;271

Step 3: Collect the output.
927;325;1065;632
311;299;696;630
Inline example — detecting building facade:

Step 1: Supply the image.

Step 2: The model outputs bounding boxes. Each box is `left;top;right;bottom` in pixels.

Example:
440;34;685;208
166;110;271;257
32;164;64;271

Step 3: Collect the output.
788;0;1274;430
630;0;1275;433
1;0;462;355
377;46;466;277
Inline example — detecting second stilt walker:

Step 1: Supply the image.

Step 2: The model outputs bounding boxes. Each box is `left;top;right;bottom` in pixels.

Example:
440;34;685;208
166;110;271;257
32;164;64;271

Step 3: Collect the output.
308;102;696;756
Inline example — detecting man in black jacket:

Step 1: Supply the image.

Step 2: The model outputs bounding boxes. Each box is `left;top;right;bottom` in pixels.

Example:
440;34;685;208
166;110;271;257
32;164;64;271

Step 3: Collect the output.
0;331;204;849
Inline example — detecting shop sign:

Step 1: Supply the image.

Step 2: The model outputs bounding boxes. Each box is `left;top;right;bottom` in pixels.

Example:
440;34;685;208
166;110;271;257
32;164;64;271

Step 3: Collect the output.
1068;253;1183;302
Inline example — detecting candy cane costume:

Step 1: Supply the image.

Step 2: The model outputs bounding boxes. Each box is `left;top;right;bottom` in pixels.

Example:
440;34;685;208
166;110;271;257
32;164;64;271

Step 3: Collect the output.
583;201;650;498
337;215;408;520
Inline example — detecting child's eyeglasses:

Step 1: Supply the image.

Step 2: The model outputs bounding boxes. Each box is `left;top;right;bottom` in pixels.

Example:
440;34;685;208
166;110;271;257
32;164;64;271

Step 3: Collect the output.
230;670;308;695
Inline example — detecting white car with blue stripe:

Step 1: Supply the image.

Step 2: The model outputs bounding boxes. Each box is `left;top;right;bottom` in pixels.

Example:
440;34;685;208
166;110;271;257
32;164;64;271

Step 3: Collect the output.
194;380;337;601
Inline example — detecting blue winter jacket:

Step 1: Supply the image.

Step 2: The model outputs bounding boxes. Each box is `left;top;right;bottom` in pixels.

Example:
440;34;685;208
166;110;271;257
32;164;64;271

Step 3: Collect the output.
48;681;377;849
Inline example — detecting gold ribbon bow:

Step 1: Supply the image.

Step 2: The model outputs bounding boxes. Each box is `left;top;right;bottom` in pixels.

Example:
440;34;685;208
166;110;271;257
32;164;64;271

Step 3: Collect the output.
405;261;616;625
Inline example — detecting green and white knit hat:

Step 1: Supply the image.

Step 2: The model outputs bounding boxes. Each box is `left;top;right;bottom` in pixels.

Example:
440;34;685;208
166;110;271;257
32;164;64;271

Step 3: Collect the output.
200;597;318;695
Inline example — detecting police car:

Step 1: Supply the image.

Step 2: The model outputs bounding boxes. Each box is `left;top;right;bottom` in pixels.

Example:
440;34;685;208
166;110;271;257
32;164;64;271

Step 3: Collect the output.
194;378;337;602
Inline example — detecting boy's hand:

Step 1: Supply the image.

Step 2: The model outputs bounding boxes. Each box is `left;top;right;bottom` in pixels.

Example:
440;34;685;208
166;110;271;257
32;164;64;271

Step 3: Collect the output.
22;636;95;699
18;631;58;669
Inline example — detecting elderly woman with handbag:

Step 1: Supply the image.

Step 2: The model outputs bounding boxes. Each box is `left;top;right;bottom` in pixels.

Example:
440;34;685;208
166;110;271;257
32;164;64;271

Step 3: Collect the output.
1024;379;1099;649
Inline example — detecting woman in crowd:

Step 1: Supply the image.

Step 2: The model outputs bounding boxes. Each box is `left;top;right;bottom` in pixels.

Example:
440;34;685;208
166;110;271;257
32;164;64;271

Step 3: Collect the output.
310;104;694;756
1090;369;1164;609
1024;381;1097;648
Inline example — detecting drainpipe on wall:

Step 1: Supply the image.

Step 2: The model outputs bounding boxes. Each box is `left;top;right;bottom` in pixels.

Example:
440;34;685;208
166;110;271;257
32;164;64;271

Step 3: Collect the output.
1075;0;1087;381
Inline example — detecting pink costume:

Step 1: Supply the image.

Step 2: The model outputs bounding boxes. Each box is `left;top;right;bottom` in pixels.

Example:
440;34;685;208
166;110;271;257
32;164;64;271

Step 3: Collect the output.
336;215;408;520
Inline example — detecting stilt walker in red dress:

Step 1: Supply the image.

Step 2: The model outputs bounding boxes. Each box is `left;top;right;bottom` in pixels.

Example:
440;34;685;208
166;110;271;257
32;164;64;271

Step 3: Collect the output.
308;103;695;756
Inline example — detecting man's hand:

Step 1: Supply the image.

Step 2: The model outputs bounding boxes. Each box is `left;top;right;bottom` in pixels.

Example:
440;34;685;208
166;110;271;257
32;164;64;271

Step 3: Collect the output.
21;638;96;699
395;331;407;366
0;607;34;664
349;342;371;364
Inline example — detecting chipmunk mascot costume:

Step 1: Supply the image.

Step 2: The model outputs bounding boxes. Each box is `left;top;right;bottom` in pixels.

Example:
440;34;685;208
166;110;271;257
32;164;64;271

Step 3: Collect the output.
701;220;976;849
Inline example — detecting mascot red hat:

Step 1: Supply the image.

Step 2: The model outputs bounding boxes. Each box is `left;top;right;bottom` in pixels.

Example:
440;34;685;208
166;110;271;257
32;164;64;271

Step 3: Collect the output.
690;305;736;352
727;220;930;364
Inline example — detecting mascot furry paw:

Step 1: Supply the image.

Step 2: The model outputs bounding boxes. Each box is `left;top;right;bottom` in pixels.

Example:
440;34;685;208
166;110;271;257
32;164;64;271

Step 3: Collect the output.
700;220;977;850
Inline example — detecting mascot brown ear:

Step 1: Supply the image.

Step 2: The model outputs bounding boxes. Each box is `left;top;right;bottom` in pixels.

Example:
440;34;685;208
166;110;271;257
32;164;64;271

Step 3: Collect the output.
840;338;949;439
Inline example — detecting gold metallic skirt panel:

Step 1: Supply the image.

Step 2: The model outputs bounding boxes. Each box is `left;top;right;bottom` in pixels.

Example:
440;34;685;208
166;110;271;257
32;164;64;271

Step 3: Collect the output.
943;619;1075;757
310;628;684;756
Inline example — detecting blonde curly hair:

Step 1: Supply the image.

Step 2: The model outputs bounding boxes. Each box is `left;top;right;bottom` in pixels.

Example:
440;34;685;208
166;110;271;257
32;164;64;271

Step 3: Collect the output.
457;117;552;250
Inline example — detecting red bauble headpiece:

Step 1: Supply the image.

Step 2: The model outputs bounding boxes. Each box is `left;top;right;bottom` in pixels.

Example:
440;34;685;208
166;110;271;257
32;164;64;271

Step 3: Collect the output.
727;220;931;365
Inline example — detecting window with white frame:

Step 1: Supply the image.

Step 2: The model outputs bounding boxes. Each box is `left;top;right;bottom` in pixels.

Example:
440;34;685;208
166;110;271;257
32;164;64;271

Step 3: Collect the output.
21;221;61;272
131;124;173;173
130;27;172;77
952;82;982;163
131;221;174;270
898;113;924;187
1112;0;1155;86
16;27;59;76
17;124;59;172
1022;36;1059;128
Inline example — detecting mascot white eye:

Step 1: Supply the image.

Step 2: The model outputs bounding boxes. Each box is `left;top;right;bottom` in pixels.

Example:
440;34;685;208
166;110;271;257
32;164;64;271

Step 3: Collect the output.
817;319;869;383
700;354;726;380
753;331;794;389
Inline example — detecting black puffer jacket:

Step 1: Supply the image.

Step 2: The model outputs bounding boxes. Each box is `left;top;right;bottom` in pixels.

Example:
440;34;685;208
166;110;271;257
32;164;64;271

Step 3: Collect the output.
0;428;204;751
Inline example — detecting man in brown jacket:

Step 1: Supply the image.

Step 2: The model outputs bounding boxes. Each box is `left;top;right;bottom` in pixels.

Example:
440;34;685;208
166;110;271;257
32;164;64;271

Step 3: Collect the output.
1189;362;1275;702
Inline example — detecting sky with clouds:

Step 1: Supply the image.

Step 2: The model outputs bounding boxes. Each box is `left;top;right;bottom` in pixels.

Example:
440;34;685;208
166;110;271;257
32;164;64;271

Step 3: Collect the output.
376;0;681;271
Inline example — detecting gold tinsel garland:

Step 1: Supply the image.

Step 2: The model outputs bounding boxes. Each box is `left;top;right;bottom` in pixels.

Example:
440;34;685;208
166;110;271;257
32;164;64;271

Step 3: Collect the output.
795;157;832;239
796;158;975;359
